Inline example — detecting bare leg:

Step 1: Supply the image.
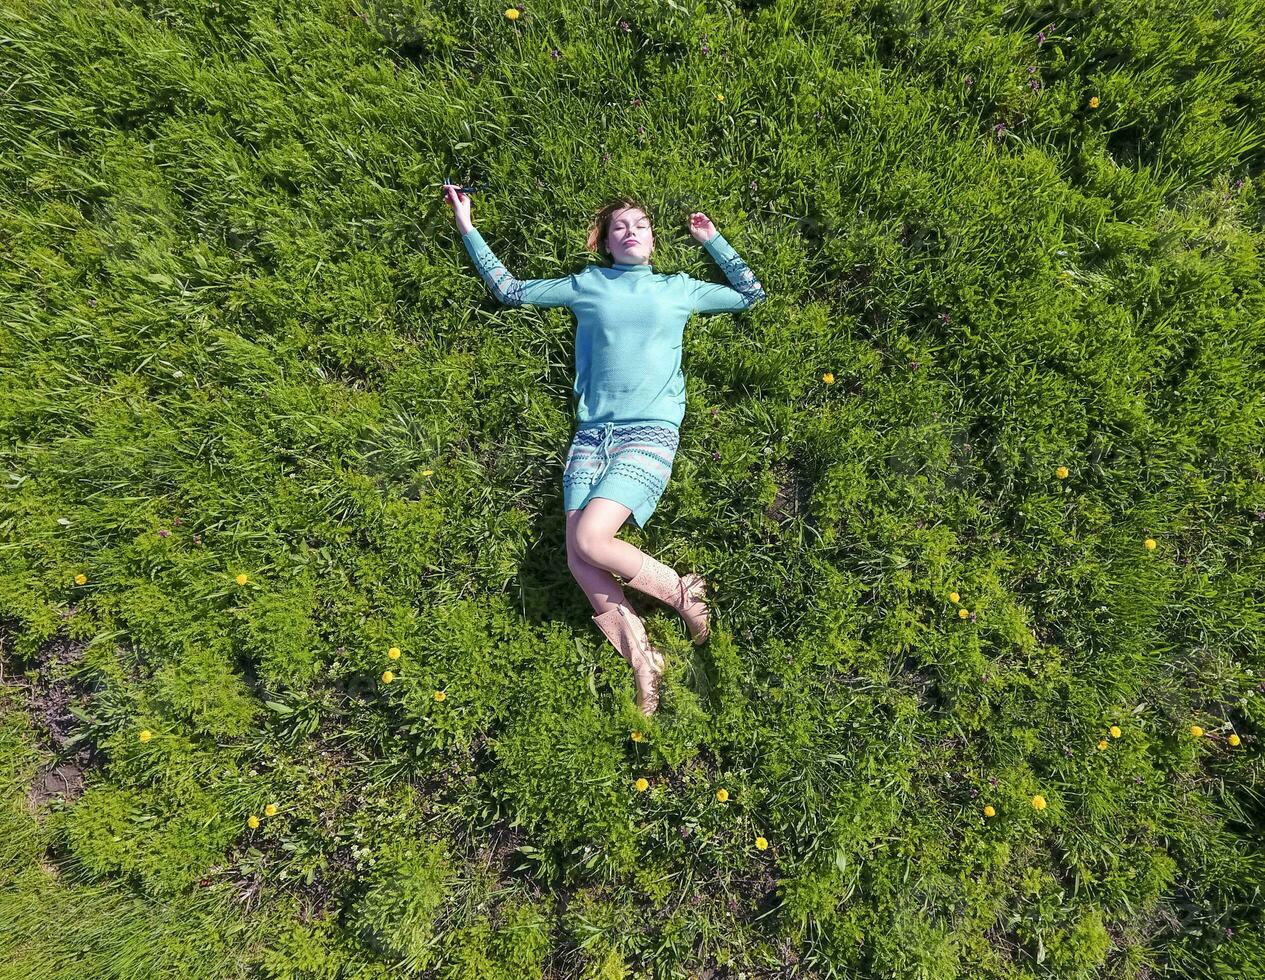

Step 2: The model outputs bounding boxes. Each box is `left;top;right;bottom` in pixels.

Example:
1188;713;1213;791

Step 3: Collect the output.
570;497;649;581
565;505;640;614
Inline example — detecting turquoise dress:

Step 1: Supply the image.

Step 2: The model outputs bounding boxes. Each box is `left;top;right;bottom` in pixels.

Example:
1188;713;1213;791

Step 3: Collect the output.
460;226;766;526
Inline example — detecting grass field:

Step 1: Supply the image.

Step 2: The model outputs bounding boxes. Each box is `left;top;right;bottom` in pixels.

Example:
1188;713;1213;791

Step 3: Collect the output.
2;0;1264;976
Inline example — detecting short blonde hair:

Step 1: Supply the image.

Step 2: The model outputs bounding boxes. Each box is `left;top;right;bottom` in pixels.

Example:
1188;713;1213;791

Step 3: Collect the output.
586;197;656;262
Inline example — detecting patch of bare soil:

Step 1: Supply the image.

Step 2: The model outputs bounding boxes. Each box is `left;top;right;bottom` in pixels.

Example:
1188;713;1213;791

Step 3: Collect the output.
0;623;104;814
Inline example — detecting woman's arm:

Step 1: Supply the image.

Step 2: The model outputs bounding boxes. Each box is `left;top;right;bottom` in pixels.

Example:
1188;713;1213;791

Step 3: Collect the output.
460;227;581;309
679;228;767;313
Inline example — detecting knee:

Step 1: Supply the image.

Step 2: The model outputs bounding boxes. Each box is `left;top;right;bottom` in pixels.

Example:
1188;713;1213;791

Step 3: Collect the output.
572;527;610;566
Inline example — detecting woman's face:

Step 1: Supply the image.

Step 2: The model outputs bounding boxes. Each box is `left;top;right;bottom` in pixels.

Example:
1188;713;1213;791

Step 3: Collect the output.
607;207;653;265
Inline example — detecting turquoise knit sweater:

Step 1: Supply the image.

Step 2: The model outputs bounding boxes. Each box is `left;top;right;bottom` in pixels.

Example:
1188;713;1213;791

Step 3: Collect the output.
460;226;766;430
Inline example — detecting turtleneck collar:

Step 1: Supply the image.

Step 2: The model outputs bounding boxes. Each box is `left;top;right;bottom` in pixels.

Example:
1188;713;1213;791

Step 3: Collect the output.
610;260;653;273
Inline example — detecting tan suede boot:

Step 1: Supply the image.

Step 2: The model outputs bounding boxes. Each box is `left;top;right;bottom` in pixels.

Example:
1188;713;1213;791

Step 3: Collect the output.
591;602;665;715
623;553;711;645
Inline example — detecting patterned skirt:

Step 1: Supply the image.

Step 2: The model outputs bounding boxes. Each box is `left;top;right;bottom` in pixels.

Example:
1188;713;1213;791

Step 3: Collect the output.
563;422;680;529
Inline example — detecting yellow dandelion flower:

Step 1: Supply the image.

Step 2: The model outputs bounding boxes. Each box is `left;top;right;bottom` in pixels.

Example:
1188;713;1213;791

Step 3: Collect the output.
635;777;649;792
755;835;769;850
1055;466;1068;479
504;7;519;20
958;608;969;618
716;788;729;802
235;573;248;585
630;730;643;742
75;573;87;585
434;690;446;701
1144;538;1156;550
1097;739;1108;750
716;93;725;102
1109;725;1121;738
247;814;260;829
388;647;401;660
138;729;152;742
983;805;995;817
1190;725;1203;738
1088;96;1100;109
381;670;394;683
422;469;434;476
1032;794;1047;810
949;592;960;604
1229;733;1241;746
822;372;834;384
264;803;278;817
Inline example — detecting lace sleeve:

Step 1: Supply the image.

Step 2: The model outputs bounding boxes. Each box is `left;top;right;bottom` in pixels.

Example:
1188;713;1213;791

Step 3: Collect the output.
681;233;767;313
460;228;580;309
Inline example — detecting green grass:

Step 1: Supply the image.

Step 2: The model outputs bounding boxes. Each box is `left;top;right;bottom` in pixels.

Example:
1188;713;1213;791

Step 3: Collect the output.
1;0;1264;976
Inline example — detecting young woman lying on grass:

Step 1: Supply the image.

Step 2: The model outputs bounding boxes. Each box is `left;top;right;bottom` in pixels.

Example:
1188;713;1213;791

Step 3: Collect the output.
444;183;767;714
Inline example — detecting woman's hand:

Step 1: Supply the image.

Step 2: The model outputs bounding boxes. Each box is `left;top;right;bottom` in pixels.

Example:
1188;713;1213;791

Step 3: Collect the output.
688;212;718;244
443;182;474;233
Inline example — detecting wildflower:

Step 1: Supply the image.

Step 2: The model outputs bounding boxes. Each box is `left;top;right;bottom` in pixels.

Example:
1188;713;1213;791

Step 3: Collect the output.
157;528;170;538
636;125;645;135
969;612;977;622
938;312;952;324
1229;733;1241;746
421;469;434;476
1027;65;1036;74
949;592;960;604
550;48;561;59
1144;538;1156;550
264;803;278;817
716;93;725;102
1030;79;1041;92
1109;725;1121;738
434;690;446;701
172;516;182;526
247;814;260;829
716;788;729;802
381;670;394;683
630;730;643;742
755;835;769;850
388;647;401;660
618;18;631;32
1190;725;1204;738
504;8;519;19
631;97;642;106
1031;794;1046;810
75;573;87;585
964;75;973;87
138;729;152;742
958;608;969;619
983;805;995;817
1097;739;1108;750
822;372;834;384
635;777;649;792
701;43;711;54
993;122;1007;136
1088;96;1099;109
235;573;248;585
193;534;202;544
1055;466;1068;479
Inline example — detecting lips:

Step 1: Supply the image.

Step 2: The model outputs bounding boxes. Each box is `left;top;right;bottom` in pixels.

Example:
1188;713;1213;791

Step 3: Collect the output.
624;239;638;246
